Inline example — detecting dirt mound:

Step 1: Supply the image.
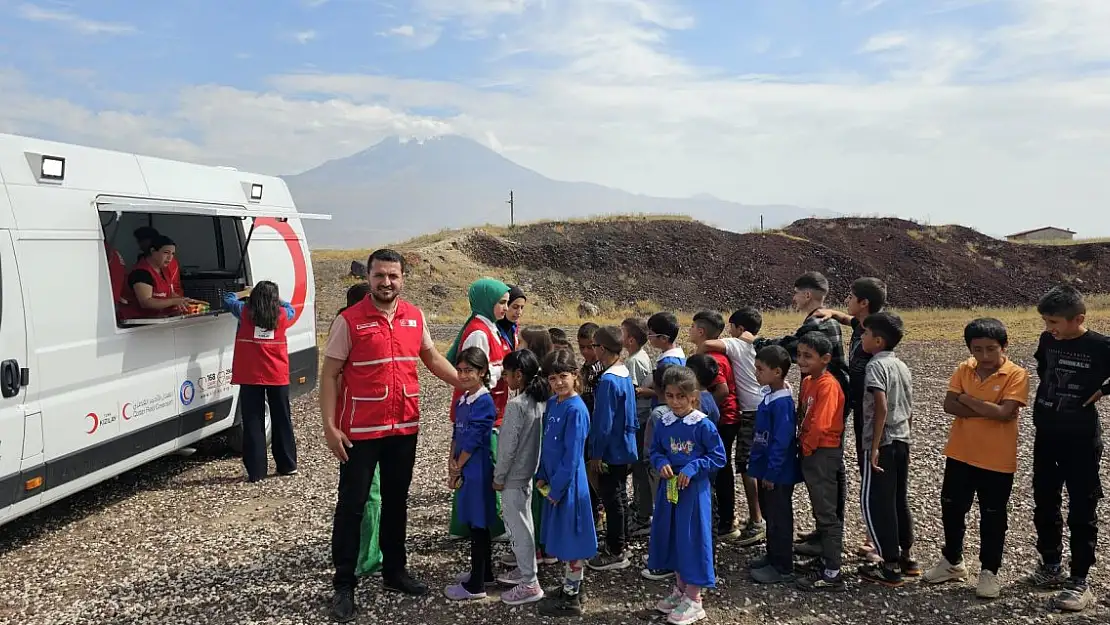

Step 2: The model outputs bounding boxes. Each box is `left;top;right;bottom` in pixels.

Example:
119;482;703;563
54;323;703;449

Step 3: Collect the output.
463;217;1110;310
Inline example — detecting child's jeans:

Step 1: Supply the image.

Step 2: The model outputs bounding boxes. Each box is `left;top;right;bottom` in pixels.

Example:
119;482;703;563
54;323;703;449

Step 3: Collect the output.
502;483;538;584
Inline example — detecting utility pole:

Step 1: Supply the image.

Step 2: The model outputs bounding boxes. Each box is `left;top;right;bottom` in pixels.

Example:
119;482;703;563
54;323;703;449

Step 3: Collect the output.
507;190;515;227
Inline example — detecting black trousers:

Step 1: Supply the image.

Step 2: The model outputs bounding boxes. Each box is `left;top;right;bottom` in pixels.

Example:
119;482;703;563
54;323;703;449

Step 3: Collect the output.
332;434;418;590
940;458;1014;574
464;527;493;594
239;384;296;481
716;421;741;532
862;441;914;564
759;482;795;573
598;463;631;554
1033;430;1104;579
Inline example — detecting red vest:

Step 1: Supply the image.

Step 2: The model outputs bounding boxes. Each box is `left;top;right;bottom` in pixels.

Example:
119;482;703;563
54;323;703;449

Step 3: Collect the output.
106;244;127;305
166;257;183;296
231;307;291;386
336;298;424;440
120;257;174;319
449;317;510;426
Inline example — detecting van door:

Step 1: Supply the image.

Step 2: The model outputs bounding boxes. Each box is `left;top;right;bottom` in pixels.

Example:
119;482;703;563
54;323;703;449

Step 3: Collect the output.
0;228;36;521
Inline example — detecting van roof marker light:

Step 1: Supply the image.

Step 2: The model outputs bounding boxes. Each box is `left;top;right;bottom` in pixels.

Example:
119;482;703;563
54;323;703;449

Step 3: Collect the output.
250;183;263;201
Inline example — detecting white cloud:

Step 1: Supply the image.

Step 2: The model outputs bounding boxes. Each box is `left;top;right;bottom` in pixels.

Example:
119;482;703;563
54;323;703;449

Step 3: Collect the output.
841;0;888;13
303;0;330;7
858;32;910;54
5;0;1110;235
16;3;135;35
386;24;416;37
293;30;317;44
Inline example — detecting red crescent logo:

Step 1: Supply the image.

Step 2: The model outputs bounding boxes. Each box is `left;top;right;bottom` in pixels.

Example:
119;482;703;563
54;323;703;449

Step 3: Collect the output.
122;402;132;420
86;412;100;434
253;217;308;325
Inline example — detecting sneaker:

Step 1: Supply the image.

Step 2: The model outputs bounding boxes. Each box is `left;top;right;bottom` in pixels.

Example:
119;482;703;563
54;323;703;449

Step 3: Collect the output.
751;564;796;584
795;530;820;544
329;587;356;623
736;521;766;547
497;568;525;586
796;557;824;573
900;554;922;577
748;555;770;570
500;552;518;567
719;523;742;541
859;562;904;588
656;587;684;614
1023;562;1067;589
794;536;823;558
501;582;545;606
667;596;707;625
383;571;429;596
493;531;512;543
444;583;487;601
923;557;969;585
454;571;496;586
538;586;585;617
539;550;559;565
630;518;653;537
797;569;847;592
1051;579;1094;612
587;551;631;571
642;567;676;581
279;468;298;476
976;570;1001;599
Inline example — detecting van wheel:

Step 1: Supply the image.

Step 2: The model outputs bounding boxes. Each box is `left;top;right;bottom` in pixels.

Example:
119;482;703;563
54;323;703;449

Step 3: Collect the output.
226;408;273;456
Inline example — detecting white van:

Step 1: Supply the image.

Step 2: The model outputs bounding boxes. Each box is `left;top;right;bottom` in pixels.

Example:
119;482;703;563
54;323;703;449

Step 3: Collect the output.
0;133;330;527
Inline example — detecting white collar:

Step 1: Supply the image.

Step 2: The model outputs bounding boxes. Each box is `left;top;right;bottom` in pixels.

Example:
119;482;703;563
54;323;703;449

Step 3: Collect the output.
460;386;491;405
661;409;707;427
658;347;685;362
761;387;793;403
603;363;630;378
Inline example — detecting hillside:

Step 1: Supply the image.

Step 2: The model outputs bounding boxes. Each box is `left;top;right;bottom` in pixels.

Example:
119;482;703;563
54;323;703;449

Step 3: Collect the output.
312;216;1110;324
286;135;835;248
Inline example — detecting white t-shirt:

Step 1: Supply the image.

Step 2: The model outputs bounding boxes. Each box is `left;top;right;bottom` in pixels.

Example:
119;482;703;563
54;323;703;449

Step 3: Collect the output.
723;337;761;412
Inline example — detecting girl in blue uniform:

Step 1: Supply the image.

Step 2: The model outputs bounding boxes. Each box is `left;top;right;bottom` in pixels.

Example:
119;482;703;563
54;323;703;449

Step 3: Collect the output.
648;367;727;625
535;349;597;617
445;347;499;601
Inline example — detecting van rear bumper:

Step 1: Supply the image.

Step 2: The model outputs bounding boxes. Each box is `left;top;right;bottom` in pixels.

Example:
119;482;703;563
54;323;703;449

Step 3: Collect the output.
289;345;319;399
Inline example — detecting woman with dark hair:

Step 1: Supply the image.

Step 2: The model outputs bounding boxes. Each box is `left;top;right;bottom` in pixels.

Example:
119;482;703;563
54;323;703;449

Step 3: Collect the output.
120;235;204;319
497;285;527;350
223;280;298;482
519;326;554;365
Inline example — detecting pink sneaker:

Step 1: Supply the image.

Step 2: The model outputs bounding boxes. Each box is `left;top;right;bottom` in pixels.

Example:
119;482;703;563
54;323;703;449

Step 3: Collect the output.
501;582;544;606
444;584;487;601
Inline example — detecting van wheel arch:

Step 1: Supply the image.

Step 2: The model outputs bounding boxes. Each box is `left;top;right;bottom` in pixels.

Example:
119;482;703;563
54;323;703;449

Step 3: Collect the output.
226;401;272;455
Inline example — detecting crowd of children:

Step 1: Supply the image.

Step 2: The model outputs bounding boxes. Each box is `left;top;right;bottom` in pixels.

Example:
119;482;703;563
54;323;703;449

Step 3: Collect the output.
429;275;1110;622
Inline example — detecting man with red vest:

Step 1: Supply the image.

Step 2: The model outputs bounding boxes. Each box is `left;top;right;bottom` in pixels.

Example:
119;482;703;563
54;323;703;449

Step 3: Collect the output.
321;248;461;623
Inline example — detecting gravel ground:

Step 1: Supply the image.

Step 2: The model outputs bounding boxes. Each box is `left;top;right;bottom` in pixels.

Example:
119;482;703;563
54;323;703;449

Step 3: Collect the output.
2;340;1108;625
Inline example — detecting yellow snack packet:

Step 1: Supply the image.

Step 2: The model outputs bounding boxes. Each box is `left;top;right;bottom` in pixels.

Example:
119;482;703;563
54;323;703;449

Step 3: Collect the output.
538;484;551;498
666;476;679;504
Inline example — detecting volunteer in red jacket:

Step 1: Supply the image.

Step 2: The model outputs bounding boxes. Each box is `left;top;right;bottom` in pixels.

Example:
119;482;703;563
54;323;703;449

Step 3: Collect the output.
120;235;201;320
224;281;298;483
320;248;461;624
134;226;183;296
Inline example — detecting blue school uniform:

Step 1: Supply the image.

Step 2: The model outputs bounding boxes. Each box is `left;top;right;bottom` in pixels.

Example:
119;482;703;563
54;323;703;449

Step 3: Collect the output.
698;391;721;426
537;394;597;561
651;347;687;409
647;409;727;587
453;387;498;529
590;363;639;465
747;387;801;486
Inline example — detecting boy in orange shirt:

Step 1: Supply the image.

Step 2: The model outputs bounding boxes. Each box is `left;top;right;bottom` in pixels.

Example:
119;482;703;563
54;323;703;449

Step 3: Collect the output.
924;318;1029;599
792;332;847;591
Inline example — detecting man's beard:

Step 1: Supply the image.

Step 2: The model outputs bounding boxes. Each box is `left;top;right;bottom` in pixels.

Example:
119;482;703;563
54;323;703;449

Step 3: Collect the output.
373;287;399;306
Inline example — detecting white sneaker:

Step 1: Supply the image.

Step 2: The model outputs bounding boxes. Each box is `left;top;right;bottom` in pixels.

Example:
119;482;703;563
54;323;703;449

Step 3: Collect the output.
667;596;706;625
500;552;518;567
923;556;969;584
976;570;1001;599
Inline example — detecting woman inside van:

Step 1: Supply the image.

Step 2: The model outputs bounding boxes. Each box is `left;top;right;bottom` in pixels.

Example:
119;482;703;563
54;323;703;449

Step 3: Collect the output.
223;281;298;482
121;235;203;320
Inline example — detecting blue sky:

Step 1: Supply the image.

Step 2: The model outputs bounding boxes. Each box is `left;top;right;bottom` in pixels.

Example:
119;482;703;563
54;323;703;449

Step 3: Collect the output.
2;0;1109;236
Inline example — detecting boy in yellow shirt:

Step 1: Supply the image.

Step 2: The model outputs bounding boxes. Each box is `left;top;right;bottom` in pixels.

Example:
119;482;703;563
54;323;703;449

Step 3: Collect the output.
924;318;1029;599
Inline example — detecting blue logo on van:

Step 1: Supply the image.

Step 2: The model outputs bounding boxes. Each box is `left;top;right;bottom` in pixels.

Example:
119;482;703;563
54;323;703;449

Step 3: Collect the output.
180;380;195;406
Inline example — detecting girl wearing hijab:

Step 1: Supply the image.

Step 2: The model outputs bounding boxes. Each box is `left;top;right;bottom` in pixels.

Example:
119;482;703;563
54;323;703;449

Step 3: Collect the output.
446;278;512;540
496;285;527;350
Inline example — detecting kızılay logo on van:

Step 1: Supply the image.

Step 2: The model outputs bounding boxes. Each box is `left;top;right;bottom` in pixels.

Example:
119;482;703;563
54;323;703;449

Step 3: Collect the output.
180;380;195;406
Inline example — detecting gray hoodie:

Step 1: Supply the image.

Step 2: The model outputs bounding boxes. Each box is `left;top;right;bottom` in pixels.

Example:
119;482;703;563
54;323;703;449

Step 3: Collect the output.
494;393;545;488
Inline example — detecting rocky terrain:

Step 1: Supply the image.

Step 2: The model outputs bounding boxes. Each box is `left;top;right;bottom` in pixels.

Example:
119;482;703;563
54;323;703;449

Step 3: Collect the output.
1;339;1108;625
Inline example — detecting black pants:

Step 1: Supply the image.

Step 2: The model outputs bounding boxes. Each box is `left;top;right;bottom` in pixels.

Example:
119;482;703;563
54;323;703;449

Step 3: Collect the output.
716;421;741;532
1033;430;1104;579
759;482;795;573
862;441;913;564
598;463;631;554
632;414;653;524
239;384;296;481
941;458;1014;574
464;527;493;594
332;434;418;590
803;447;844;570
